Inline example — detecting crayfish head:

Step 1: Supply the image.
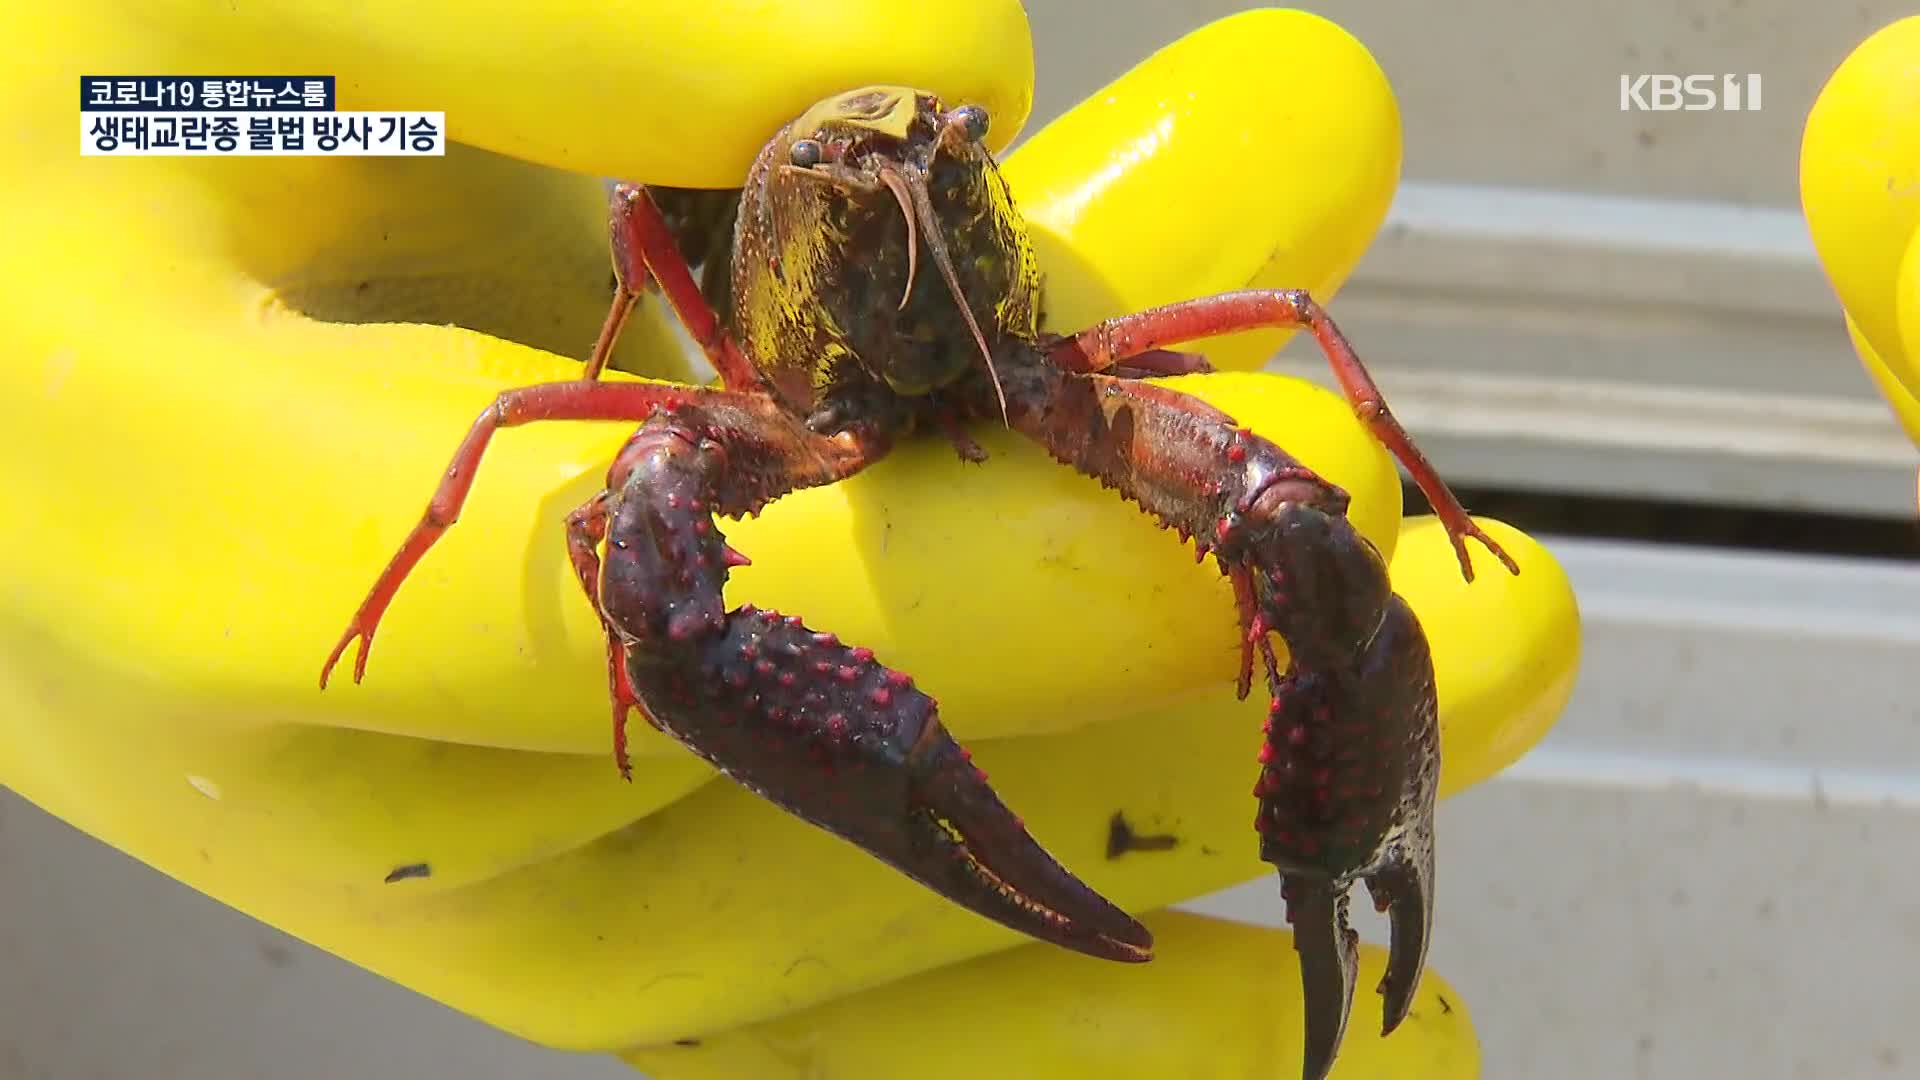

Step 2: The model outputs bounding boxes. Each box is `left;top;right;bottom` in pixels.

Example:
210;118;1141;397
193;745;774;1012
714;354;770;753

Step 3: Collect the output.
732;86;1041;419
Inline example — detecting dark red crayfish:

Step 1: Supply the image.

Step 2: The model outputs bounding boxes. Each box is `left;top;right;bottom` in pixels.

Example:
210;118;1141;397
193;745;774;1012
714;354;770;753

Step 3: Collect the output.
319;86;1517;1080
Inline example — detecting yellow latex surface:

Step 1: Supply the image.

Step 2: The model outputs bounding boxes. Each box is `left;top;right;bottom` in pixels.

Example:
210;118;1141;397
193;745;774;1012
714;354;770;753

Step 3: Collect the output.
1802;15;1920;446
2;4;1579;1074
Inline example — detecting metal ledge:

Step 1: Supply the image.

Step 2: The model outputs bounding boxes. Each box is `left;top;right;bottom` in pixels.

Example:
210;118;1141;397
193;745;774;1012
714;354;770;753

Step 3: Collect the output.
1271;182;1918;518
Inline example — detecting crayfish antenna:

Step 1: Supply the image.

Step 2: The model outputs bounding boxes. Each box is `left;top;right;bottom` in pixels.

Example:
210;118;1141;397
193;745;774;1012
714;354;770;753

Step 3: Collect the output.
891;162;1010;427
876;167;921;312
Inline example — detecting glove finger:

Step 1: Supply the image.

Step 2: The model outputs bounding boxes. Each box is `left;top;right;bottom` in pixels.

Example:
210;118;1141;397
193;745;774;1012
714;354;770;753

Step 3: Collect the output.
1897;229;1920;434
102;0;1035;184
1801;16;1920;394
623;910;1479;1080
1849;314;1920;460
1391;517;1580;797
1005;8;1399;373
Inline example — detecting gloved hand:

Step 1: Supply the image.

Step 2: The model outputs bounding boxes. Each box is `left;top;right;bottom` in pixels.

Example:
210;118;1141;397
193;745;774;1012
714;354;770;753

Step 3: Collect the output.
0;3;1579;1077
1802;15;1920;458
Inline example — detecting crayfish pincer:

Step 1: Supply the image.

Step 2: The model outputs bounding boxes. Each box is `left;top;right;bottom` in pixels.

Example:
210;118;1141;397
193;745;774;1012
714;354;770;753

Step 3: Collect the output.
318;86;1517;1080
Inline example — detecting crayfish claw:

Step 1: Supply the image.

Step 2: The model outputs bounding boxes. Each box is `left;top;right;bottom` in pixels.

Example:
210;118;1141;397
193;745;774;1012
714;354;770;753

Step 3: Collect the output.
1365;832;1435;1036
1252;592;1440;1075
632;607;1151;964
903;722;1153;962
1284;875;1360;1080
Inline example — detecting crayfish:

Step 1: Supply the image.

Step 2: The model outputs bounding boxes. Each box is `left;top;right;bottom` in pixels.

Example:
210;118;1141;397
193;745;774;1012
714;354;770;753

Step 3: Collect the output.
319;86;1518;1080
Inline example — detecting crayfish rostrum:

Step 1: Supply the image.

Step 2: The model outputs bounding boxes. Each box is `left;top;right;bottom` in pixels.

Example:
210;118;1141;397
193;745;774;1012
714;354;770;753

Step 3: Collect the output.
319;86;1518;1080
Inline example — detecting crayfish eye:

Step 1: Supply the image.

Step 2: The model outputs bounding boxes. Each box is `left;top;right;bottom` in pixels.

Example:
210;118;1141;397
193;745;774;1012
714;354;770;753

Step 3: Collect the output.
789;138;825;167
951;105;989;143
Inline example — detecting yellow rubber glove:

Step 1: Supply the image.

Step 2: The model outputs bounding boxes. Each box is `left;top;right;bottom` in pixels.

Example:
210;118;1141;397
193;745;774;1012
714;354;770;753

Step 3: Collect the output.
1;4;1580;1077
1802;15;1920;458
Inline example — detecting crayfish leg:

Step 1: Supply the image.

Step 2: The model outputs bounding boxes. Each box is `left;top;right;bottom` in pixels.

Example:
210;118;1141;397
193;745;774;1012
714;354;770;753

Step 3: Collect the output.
316;380;707;691
1044;289;1518;583
564;490;651;779
599;183;760;390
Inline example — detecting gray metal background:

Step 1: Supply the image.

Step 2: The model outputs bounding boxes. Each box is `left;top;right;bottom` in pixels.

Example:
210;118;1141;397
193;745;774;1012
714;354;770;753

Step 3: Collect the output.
8;2;1919;1078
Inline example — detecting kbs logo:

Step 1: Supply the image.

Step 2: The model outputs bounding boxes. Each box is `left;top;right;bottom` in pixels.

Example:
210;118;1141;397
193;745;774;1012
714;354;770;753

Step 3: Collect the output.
1619;74;1762;111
